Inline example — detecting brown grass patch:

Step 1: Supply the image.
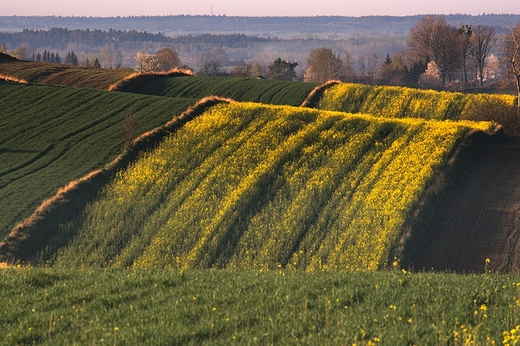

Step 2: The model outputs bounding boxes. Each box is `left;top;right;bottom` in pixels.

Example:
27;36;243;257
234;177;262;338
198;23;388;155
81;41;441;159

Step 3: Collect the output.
0;74;28;84
300;80;341;108
108;68;193;92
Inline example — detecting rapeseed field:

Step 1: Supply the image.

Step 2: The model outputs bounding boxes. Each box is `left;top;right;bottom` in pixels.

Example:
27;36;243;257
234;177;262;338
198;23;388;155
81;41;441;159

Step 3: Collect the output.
48;102;493;270
317;83;517;120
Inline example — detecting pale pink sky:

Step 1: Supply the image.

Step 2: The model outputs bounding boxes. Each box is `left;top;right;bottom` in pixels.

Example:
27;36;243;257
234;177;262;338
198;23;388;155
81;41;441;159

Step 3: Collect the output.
1;0;518;17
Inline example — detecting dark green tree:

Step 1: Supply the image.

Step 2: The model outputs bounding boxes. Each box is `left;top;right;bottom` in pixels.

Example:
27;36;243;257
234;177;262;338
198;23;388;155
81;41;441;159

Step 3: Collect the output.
64;51;79;65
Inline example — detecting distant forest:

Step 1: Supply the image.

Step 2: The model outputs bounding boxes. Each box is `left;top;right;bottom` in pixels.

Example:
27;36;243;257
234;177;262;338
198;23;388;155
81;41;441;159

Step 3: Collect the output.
1;14;519;37
1;14;519;73
0;27;410;70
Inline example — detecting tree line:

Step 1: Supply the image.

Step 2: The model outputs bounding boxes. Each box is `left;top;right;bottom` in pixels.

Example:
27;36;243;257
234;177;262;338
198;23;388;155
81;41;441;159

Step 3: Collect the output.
1;17;519;102
301;16;519;105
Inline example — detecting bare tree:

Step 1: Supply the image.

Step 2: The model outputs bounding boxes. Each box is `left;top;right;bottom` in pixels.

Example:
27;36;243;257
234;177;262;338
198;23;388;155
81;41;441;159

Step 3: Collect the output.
502;22;520;108
458;24;472;84
122;112;140;147
409;16;461;86
230;60;254;78
341;50;356;80
303;47;342;83
156;47;181;71
198;60;223;76
471;25;496;86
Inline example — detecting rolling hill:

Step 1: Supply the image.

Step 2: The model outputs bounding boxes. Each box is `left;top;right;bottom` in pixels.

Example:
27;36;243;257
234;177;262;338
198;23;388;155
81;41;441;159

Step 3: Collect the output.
1;62;518;274
134;76;319;106
0;80;196;242
35;102;495;270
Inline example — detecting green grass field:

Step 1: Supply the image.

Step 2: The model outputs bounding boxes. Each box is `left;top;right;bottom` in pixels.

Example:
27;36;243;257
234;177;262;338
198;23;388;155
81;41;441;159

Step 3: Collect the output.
0;81;196;239
134;76;319;106
1;268;519;345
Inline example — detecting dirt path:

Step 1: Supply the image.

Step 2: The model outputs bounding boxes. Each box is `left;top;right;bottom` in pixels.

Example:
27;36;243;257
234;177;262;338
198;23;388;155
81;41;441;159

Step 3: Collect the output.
412;137;520;274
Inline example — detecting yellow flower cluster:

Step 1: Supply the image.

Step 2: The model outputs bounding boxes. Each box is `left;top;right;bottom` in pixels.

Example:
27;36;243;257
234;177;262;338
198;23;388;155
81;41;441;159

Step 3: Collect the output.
504;325;520;346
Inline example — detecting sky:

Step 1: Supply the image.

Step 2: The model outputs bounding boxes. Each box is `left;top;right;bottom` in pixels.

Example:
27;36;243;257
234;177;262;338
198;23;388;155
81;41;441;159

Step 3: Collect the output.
1;0;519;17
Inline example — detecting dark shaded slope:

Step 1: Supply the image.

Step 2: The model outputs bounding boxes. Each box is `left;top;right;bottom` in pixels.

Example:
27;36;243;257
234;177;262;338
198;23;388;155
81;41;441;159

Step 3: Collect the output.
412;137;520;274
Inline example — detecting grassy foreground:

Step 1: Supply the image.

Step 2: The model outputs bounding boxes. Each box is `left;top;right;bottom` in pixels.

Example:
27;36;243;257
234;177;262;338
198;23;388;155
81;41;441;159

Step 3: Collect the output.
1;267;519;345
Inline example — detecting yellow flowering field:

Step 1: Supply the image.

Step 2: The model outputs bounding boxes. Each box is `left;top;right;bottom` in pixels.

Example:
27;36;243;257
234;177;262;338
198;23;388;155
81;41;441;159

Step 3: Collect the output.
317;83;516;120
51;102;494;270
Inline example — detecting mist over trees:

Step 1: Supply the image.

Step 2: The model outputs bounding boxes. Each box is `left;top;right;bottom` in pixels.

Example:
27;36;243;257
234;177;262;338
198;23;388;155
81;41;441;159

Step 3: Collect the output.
1;15;519;94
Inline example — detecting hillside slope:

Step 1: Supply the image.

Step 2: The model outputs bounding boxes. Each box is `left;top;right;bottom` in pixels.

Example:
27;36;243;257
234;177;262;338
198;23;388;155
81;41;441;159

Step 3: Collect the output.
0;81;195;239
0;60;133;89
43;103;494;270
412;137;520;274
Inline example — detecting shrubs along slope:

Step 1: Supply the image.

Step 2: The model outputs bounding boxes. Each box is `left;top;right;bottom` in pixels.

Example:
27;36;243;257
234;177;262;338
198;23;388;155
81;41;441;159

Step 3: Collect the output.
44;102;494;270
134;76;319;106
0;81;196;240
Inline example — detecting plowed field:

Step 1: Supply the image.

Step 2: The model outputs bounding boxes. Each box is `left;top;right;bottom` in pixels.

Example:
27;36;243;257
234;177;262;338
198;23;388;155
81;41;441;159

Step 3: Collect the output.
412;137;520;274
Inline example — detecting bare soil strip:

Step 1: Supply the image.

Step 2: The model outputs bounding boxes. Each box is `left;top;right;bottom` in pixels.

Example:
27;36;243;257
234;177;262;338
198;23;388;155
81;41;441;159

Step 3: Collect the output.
412;137;520;274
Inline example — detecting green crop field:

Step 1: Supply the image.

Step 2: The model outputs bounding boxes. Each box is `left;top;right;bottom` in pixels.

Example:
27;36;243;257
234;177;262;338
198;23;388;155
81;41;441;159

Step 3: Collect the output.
0;60;133;89
134;76;319;106
38;102;493;271
0;80;196;240
1;268;519;345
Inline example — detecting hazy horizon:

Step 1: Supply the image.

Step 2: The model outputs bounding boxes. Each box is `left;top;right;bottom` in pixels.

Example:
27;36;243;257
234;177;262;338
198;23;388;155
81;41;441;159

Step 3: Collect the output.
1;0;519;17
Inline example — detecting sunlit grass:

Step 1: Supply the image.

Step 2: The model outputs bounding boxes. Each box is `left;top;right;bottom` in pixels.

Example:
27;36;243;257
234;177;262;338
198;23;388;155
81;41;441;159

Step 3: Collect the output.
1;268;519;345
